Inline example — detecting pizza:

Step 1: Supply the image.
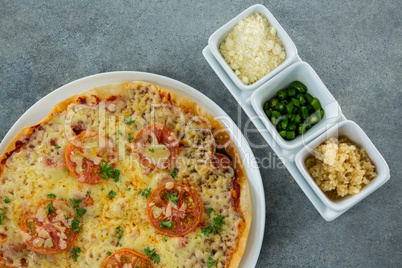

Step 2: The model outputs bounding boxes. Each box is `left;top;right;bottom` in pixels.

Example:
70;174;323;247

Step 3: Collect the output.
0;81;252;267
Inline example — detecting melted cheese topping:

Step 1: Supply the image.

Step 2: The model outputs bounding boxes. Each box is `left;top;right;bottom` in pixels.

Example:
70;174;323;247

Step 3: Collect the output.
0;83;244;267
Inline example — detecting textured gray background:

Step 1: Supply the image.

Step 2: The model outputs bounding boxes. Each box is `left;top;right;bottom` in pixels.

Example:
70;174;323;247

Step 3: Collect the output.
0;0;401;267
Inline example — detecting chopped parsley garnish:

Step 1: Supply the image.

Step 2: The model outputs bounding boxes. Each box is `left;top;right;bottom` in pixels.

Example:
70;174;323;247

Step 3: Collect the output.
47;193;56;199
87;191;91;195
201;213;225;237
0;208;5;225
144;247;160;264
206;208;214;216
116;226;123;239
123;116;135;125
71;247;81;261
47;153;51;156
201;226;214;237
148;148;155;153
207;257;216;267
165;191;178;204
211;213;225;233
139;188;152;199
159;220;173;229
3;196;10;203
163;237;168;242
128;135;135;142
46;202;55;215
69;198;87;217
100;161;121;182
106;251;112;255
108;190;117;199
128;188;132;191
118;130;123;136
170;170;177;177
72;218;81;232
196;233;203;238
55;145;61;150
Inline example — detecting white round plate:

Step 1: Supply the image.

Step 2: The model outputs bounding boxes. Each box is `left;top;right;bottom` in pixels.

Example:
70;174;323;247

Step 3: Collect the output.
0;72;265;267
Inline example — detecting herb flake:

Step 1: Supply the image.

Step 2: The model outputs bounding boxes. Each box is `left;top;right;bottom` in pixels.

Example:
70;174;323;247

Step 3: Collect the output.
144;247;160;264
100;161;121;182
71;247;81;261
165;191;178;204
170;170;177;177
123;116;135;125
72;218;81;233
47;193;56;199
46;202;55;215
0;208;5;225
108;190;117;199
69;198;87;217
139;188;152;199
207;257;216;267
116;226;123;239
160;220;173;229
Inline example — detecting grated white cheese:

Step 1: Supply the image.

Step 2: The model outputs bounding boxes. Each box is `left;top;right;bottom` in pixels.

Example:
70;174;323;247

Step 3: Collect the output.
219;12;286;85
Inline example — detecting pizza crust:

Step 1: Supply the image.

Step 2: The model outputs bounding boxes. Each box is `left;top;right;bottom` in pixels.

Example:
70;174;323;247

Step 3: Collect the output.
0;81;253;267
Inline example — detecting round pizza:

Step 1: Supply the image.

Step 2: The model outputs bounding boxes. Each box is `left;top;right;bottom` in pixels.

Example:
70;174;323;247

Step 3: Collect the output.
0;81;252;267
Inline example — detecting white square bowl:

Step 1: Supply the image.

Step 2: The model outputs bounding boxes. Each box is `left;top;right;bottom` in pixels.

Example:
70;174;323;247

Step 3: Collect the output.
295;120;390;212
251;61;342;150
208;4;298;91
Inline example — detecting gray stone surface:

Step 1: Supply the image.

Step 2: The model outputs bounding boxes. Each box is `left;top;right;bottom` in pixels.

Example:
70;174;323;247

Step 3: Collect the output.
0;0;400;267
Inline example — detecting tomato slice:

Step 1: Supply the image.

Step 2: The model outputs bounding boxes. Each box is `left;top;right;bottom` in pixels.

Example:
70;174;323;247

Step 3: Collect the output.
147;182;202;236
133;124;178;170
20;199;79;254
102;249;150;268
65;131;118;184
211;153;231;171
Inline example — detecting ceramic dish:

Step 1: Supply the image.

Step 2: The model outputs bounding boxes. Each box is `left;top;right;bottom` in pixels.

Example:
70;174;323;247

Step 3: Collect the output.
295;120;390;212
208;4;297;91
203;3;390;221
0;72;265;267
251;61;342;150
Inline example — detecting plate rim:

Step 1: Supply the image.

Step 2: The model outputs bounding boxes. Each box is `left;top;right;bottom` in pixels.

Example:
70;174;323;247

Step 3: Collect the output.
0;71;265;268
